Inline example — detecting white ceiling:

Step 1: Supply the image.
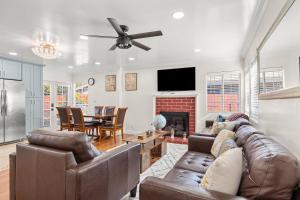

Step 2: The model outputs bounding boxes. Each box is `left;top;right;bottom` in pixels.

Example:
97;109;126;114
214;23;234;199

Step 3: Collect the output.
0;0;257;73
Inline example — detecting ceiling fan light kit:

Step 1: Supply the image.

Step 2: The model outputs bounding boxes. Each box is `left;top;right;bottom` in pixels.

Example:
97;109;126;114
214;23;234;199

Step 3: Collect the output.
81;18;163;51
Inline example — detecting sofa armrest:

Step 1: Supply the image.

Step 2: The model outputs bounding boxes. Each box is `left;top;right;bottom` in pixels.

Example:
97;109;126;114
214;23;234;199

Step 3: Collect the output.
66;142;141;200
140;177;247;200
188;135;215;154
9;153;16;200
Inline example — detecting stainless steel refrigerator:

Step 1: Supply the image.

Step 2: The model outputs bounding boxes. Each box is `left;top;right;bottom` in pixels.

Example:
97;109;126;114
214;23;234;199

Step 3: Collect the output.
0;80;25;144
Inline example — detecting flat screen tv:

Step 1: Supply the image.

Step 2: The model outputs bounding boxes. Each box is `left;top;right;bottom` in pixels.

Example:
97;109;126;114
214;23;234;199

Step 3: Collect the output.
157;67;195;91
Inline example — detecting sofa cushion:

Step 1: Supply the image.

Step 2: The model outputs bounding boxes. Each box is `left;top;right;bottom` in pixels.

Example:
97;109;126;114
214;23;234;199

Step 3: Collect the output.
211;129;235;157
227;113;249;121
201;148;243;195
217;138;238;157
164;168;204;187
27;129;100;163
239;134;300;200
235;125;262;146
233;118;252;132
174;151;214;173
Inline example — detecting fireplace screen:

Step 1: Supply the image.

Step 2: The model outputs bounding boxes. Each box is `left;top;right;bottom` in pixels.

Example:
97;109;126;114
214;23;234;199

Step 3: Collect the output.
160;111;189;136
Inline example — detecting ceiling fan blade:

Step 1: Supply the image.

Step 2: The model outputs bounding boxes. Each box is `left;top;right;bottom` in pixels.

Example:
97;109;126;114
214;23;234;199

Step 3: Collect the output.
82;34;117;39
132;40;151;51
107;18;125;36
109;44;117;51
128;31;163;39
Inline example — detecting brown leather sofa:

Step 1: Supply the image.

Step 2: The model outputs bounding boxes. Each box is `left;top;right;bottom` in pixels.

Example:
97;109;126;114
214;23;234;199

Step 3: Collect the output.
140;122;300;200
9;129;141;200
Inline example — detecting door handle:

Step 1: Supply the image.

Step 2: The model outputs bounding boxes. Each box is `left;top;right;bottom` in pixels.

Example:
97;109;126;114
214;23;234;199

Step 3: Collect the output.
3;71;5;78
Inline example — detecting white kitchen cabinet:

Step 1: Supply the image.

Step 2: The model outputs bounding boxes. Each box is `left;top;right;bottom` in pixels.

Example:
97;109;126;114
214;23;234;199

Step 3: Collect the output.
0;59;22;80
25;98;43;133
23;63;43;133
22;63;43;98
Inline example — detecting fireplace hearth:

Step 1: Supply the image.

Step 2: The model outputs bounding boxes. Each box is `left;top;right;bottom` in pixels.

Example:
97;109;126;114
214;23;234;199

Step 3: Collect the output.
160;111;189;137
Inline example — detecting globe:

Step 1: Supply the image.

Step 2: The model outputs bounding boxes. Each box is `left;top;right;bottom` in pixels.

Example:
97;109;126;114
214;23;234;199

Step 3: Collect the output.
153;114;167;130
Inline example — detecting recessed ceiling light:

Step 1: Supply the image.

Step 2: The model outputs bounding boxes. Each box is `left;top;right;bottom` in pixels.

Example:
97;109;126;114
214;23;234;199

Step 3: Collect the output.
9;52;18;56
194;48;202;52
95;62;101;65
128;57;135;61
80;35;89;40
172;12;184;19
68;65;74;69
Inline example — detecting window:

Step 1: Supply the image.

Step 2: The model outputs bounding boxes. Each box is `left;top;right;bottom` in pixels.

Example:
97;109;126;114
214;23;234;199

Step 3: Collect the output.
74;83;88;111
43;84;51;127
245;60;260;122
245;73;250;115
250;60;259;122
56;84;69;107
207;72;241;113
260;68;284;93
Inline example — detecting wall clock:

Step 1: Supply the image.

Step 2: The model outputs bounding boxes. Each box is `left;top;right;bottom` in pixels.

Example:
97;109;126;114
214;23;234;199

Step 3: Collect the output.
88;78;95;86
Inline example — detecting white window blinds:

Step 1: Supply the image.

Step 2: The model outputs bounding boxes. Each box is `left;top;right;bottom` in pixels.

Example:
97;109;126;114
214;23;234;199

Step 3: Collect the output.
207;72;241;113
260;68;284;93
207;74;223;112
245;72;250;115
250;61;259;122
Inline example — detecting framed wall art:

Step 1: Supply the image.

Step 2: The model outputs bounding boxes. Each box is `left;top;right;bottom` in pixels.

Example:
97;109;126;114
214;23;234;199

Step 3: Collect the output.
125;73;137;91
105;75;116;91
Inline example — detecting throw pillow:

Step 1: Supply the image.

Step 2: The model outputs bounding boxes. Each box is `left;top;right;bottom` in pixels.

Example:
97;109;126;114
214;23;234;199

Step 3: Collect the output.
227;113;249;121
201;148;243;195
211;129;235;157
210;121;236;135
217;138;238;157
216;115;226;122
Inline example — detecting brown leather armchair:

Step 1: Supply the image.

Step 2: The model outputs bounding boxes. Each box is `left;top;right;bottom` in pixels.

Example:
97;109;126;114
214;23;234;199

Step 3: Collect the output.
9;129;141;200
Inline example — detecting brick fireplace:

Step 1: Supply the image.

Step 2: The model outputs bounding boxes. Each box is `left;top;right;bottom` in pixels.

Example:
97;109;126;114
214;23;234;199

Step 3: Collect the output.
155;97;196;134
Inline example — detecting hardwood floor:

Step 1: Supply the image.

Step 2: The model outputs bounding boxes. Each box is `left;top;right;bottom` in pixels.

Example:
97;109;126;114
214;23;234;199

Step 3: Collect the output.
0;134;133;200
0;170;9;200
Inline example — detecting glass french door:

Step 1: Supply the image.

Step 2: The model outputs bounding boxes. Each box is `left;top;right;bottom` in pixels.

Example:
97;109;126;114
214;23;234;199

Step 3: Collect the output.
43;81;71;129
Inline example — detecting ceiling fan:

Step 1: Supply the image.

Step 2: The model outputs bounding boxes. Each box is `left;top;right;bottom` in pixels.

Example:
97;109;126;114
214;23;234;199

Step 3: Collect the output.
81;18;163;51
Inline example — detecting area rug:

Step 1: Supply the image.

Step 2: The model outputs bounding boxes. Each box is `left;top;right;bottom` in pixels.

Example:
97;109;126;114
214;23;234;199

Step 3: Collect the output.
122;142;188;200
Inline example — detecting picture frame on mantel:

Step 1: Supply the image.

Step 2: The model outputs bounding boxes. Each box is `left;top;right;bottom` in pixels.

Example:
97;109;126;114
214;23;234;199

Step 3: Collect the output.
105;75;116;92
125;73;137;91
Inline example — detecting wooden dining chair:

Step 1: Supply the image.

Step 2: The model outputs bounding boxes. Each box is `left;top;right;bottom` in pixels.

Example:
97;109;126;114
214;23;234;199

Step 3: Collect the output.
70;107;98;136
56;107;73;131
99;107;127;143
103;106;115;124
95;106;104;115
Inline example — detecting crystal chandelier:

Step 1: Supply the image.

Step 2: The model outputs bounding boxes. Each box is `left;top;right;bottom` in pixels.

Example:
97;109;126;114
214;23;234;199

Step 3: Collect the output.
32;32;62;59
32;42;62;59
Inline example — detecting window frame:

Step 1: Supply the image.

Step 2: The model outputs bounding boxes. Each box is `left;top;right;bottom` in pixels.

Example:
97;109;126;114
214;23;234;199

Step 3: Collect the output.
244;59;259;123
73;83;89;111
259;67;284;93
206;71;241;113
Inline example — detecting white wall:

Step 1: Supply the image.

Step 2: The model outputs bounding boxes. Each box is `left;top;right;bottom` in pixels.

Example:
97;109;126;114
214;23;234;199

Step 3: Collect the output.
260;50;300;88
72;68;120;115
243;0;300;159
72;59;242;134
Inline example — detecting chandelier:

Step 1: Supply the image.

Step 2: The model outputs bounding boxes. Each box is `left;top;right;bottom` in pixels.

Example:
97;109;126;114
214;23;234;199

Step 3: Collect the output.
32;32;62;59
32;42;62;59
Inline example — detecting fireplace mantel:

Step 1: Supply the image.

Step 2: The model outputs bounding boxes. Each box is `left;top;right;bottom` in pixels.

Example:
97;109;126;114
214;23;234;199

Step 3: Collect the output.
152;91;199;98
